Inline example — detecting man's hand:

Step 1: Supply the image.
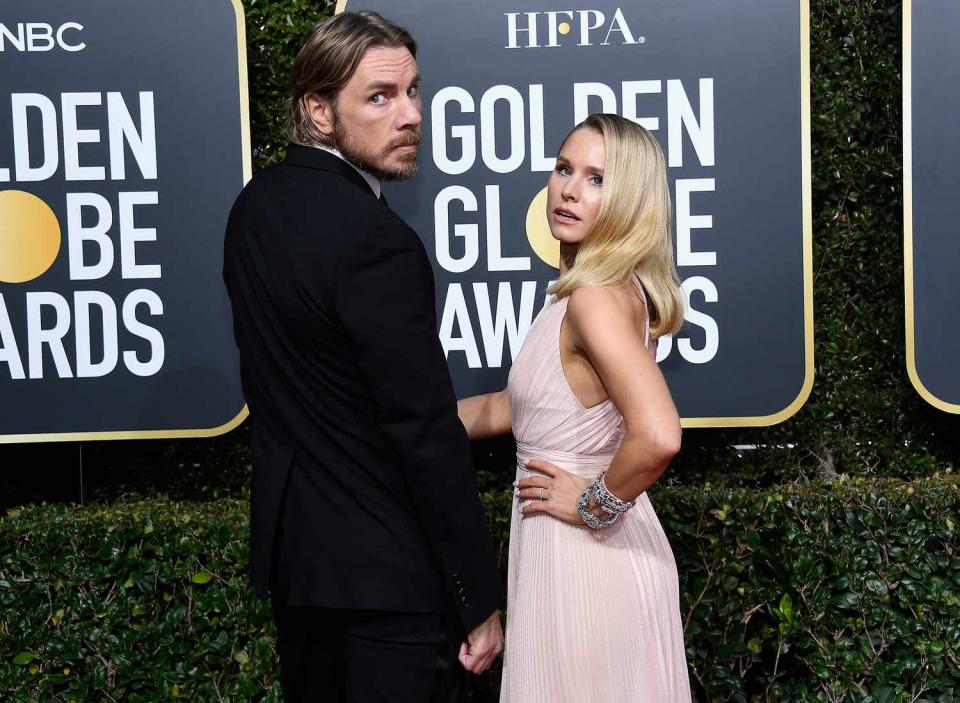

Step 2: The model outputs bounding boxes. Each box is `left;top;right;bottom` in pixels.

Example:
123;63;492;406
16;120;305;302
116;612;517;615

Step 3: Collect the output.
458;610;503;674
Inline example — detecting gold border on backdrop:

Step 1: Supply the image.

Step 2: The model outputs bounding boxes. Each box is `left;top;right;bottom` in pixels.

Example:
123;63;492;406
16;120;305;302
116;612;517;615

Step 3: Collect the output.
0;0;252;444
685;0;815;428
902;0;960;414
337;0;815;428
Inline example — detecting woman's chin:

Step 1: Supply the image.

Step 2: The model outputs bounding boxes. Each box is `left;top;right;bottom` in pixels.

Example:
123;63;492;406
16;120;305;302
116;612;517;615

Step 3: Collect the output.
549;227;584;245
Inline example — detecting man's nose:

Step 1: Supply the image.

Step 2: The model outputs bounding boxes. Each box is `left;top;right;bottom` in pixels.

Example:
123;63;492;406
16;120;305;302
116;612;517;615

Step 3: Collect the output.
398;95;422;130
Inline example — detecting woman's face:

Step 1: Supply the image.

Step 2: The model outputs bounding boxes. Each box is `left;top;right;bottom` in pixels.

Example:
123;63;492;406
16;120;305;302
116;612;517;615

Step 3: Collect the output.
546;127;605;245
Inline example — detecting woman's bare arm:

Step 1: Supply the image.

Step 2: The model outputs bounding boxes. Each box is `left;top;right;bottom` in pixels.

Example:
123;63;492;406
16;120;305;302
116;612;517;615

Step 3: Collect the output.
566;285;681;499
457;390;512;440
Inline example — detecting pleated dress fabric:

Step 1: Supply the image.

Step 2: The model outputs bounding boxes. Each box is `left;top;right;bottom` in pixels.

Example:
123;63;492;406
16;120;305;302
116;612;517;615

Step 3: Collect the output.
500;278;691;703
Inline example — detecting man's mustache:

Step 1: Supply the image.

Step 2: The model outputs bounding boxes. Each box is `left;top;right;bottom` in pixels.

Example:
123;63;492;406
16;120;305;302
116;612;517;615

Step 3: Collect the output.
388;131;421;150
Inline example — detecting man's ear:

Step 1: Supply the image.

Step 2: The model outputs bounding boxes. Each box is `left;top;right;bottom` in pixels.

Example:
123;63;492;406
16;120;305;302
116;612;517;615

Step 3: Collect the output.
304;93;335;137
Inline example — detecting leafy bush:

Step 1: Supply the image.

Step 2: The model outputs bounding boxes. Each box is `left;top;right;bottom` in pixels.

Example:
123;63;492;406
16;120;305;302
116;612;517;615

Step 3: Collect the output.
0;499;276;702
655;475;960;701
2;476;957;701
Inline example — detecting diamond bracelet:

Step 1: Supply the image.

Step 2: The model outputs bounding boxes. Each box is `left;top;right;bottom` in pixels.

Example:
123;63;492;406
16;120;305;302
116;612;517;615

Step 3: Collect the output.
593;471;637;514
577;479;619;530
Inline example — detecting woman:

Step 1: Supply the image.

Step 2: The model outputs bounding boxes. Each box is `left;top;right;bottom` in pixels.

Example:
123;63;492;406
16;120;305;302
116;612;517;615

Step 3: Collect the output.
458;114;691;702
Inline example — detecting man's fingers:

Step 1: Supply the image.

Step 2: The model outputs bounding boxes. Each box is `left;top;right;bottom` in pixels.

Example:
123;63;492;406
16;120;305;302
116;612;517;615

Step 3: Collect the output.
472;658;492;674
461;613;503;674
459;640;477;671
466;651;496;675
462;640;502;674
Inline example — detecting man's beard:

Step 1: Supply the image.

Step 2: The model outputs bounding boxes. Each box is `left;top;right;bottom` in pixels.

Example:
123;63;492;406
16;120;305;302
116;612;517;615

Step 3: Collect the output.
332;115;420;182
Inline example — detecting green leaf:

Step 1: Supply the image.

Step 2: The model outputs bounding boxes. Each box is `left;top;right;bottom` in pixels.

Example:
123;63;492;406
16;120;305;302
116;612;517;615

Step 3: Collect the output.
191;571;213;584
14;651;36;665
779;593;794;624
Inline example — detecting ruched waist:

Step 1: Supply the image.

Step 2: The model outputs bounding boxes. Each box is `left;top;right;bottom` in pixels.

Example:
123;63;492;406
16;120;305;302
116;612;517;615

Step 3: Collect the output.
515;442;615;478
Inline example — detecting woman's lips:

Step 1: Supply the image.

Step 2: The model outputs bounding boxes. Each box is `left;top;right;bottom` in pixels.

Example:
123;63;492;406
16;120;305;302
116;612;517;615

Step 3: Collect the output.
552;207;580;224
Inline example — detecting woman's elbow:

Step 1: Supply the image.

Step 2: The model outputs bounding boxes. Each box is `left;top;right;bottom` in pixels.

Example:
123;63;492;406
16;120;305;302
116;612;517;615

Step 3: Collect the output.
622;421;681;467
649;422;682;463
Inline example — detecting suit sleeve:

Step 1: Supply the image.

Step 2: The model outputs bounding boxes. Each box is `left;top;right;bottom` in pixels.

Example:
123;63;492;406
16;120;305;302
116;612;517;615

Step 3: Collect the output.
334;221;503;633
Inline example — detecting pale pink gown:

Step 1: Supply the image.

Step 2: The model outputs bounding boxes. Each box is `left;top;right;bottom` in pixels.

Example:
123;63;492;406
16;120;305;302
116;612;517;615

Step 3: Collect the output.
500;278;691;702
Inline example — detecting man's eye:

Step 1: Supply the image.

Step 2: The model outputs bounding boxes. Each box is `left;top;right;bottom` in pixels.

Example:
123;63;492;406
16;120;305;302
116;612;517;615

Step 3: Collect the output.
370;94;386;105
408;85;419;97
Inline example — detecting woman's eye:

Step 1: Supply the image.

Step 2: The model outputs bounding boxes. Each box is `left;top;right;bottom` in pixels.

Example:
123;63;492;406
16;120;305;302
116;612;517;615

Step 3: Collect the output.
590;175;604;186
556;165;571;176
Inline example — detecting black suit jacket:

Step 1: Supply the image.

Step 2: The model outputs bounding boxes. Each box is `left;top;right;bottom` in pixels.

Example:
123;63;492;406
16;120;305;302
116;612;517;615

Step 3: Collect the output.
223;144;502;632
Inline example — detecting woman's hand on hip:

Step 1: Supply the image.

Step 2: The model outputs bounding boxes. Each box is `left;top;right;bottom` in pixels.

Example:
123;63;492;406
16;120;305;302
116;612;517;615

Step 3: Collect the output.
515;458;589;525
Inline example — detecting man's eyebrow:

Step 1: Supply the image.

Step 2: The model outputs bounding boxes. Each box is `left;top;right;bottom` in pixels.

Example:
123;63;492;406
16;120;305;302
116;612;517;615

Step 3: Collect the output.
365;74;422;92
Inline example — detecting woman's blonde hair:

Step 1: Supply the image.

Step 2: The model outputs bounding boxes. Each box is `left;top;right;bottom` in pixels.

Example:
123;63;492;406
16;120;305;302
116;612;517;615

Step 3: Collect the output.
548;114;684;339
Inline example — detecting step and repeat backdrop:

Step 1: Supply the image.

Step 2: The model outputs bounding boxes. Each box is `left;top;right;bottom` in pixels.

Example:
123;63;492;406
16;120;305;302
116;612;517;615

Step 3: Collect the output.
25;1;960;439
345;0;814;427
904;0;960;414
0;1;250;441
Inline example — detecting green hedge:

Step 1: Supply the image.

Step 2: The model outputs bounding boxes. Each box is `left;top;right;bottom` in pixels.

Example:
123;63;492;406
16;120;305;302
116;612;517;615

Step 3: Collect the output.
0;498;277;702
2;477;957;701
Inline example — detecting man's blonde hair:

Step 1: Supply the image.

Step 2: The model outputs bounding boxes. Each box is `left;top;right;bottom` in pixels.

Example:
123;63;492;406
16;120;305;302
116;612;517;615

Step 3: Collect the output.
286;11;417;147
549;114;685;339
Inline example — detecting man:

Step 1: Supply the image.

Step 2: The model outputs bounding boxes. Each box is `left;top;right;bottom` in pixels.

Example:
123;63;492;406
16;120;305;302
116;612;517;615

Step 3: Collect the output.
222;11;503;702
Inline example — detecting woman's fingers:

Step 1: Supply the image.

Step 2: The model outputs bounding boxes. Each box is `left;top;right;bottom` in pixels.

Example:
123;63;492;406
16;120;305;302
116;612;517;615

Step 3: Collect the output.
515;475;550;490
516;486;548;501
520;494;581;523
524;458;558;477
515;461;589;524
519;499;551;516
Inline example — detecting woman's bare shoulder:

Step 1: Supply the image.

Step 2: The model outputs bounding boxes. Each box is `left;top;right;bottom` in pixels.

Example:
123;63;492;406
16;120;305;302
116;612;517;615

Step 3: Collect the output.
567;282;646;333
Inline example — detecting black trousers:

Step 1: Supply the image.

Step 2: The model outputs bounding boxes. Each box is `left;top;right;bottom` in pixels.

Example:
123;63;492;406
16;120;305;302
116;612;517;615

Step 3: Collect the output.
271;595;465;703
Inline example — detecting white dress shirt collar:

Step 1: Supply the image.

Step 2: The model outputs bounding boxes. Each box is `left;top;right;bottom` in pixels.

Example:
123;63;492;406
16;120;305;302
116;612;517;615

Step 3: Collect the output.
311;144;382;199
